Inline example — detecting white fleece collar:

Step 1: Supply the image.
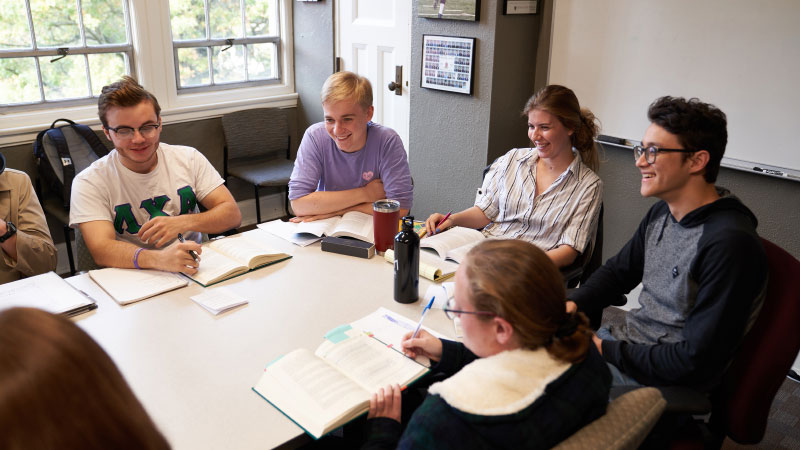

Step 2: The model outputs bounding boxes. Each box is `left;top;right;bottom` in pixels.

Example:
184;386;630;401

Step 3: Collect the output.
428;348;571;416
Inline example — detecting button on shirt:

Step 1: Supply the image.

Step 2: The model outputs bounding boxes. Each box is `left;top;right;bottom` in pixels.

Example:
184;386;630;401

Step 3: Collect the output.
476;148;602;254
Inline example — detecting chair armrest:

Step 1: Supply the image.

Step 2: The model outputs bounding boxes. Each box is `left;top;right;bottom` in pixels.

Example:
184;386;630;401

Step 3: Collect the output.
611;385;712;415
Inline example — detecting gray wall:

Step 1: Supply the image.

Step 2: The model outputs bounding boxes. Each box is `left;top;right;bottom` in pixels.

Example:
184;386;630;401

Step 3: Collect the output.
292;0;334;133
409;0;541;219
597;144;800;261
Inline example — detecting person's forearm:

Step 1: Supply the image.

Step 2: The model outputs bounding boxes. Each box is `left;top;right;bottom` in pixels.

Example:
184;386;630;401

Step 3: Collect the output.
451;206;491;229
183;201;242;234
0;235;17;261
291;188;373;216
88;238;145;269
547;245;579;268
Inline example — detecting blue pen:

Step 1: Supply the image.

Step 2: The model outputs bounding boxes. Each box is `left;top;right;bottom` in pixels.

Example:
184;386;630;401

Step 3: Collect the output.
410;296;435;340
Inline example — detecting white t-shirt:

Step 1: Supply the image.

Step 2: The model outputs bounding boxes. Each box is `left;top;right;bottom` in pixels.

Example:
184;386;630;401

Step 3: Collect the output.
69;143;225;248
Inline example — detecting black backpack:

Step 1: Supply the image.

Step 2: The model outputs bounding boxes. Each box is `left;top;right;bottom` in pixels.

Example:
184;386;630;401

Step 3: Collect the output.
33;119;110;209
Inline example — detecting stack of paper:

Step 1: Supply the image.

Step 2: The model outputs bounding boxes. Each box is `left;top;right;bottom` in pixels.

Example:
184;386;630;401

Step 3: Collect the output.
190;286;248;315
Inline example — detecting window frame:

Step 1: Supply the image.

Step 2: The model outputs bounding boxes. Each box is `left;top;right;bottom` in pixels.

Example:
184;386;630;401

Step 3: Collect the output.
0;0;296;147
0;0;136;112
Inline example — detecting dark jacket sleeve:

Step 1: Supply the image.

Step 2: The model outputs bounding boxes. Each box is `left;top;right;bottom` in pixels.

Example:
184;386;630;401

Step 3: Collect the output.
432;339;478;377
570;203;660;316
601;226;767;390
361;417;403;450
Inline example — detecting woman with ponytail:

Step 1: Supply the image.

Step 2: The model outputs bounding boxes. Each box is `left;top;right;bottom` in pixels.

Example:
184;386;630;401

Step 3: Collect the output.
363;239;611;449
425;85;603;268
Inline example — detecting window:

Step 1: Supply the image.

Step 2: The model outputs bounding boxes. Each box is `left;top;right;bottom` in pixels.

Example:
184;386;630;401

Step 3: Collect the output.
0;0;133;109
0;0;295;146
169;0;280;91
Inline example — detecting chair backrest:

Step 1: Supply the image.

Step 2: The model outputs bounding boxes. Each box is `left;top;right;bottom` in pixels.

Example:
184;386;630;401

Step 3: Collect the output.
75;227;102;272
554;387;666;450
713;238;800;444
221;108;289;161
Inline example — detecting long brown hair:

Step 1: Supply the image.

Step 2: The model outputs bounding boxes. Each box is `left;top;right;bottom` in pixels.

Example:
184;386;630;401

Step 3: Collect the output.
523;85;601;172
0;307;170;450
463;240;592;363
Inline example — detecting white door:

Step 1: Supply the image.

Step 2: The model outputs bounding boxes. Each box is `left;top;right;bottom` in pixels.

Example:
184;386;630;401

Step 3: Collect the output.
335;0;411;152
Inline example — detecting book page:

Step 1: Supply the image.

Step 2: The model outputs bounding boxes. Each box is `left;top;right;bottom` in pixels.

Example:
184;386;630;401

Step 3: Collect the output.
207;235;285;268
0;271;92;314
296;216;339;237
446;240;482;264
315;334;427;393
383;249;457;282
88;268;188;305
190;247;245;286
257;220;321;246
253;349;370;438
330;211;374;243
420;226;484;260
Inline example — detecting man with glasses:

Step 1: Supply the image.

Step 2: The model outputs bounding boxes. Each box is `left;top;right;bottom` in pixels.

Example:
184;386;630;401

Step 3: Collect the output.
69;77;241;275
568;96;767;392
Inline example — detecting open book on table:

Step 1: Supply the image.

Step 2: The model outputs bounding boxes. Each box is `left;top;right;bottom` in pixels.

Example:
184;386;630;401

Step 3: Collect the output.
187;233;292;287
383;248;458;282
252;308;434;440
420;226;485;264
0;271;97;316
258;211;374;245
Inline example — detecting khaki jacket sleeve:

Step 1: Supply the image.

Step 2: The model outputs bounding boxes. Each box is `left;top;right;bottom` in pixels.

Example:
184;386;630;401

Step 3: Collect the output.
1;173;57;277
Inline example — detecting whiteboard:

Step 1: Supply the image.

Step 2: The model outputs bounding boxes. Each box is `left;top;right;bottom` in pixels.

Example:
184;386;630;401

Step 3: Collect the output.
548;0;800;174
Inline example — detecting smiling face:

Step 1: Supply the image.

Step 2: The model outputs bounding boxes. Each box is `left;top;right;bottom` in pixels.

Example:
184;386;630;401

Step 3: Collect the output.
637;123;694;201
322;100;374;153
103;101;161;174
527;109;573;160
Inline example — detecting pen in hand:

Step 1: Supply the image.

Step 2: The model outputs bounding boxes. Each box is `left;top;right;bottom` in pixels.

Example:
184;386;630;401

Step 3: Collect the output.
410;296;435;340
435;211;453;234
177;233;199;263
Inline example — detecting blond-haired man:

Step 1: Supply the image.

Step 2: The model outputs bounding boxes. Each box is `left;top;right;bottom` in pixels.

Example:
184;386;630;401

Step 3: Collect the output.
288;71;413;221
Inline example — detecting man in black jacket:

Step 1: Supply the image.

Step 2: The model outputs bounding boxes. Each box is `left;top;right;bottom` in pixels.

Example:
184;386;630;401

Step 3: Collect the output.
568;96;767;391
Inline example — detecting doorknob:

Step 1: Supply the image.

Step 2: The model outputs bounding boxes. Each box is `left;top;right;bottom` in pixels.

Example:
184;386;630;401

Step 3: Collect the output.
387;66;402;96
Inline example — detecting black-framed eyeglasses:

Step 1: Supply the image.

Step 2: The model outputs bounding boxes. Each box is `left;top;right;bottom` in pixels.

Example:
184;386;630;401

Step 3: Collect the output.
633;145;694;164
443;297;497;320
106;123;160;139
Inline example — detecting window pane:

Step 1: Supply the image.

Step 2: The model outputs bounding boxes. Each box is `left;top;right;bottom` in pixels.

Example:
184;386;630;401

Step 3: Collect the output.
0;0;32;49
30;0;81;47
169;0;206;41
82;0;127;45
177;47;210;87
212;45;245;83
247;43;275;80
0;57;41;104
246;0;272;37
40;55;89;100
209;0;242;39
88;52;127;95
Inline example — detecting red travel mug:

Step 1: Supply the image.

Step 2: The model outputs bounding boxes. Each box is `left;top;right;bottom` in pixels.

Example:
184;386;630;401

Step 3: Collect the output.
372;199;401;254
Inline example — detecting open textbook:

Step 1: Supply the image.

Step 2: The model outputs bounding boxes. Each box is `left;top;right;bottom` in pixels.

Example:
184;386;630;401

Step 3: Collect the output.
420;226;485;263
258;211;374;246
0;271;96;316
383;248;458;282
187;234;292;287
252;309;435;439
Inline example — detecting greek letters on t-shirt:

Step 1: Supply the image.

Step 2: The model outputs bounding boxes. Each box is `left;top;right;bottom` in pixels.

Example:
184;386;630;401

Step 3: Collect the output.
112;186;198;235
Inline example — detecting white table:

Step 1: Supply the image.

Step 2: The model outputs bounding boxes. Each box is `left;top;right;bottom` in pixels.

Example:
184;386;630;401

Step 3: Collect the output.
69;229;455;449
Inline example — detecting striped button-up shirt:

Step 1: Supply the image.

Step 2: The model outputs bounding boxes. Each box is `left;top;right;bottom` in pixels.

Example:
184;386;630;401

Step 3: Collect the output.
475;148;603;255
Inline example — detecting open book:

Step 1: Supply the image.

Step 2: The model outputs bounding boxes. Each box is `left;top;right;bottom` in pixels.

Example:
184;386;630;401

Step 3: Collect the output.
420;226;485;264
0;271;97;316
258;211;374;245
252;310;431;439
383;248;458;282
187;234;292;287
89;268;188;305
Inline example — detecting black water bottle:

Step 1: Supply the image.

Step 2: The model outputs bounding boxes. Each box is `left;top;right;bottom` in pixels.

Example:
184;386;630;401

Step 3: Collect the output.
394;216;419;303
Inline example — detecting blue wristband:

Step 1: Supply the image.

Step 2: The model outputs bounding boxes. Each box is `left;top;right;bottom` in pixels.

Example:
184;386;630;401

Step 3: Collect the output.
133;247;144;269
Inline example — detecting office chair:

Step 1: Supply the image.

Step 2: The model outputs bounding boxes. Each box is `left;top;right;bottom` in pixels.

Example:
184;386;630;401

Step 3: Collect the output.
612;237;800;448
221;108;294;223
553;387;666;450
